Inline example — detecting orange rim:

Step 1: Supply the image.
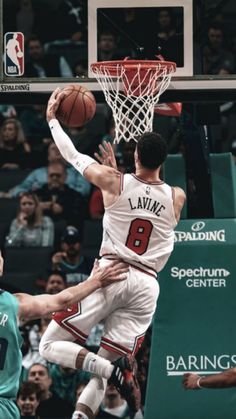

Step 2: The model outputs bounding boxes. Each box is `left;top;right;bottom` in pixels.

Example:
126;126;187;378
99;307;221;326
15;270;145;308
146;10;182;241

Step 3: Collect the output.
91;59;176;76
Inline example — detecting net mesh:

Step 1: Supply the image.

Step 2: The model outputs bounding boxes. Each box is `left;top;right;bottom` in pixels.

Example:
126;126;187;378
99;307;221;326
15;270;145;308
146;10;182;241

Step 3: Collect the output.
91;60;176;143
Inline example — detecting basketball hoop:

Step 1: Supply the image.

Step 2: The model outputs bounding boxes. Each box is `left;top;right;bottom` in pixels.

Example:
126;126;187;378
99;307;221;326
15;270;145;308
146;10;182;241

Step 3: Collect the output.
90;59;176;143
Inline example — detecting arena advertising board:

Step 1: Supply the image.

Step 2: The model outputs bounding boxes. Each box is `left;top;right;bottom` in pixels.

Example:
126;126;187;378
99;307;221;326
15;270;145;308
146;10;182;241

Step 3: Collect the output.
145;219;236;419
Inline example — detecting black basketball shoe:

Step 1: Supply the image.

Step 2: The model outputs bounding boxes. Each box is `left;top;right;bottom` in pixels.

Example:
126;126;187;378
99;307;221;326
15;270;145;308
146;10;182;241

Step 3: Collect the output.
110;354;141;413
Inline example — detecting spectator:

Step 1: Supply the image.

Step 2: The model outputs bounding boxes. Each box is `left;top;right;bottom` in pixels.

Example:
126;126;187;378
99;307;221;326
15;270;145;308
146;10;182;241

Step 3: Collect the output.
18;104;52;153
116;8;142;58
24;35;73;77
16;0;35;42
22;317;50;371
22;271;67;371
45;270;67;294
27;363;74;418
96;383;143;419
155;8;184;66
51;225;93;285
3;141;91;198
34;161;85;232
97;31;122;62
85;321;105;353
157;8;177;41
17;381;41;419
5;192;54;247
0;118;30;169
49;364;90;407
73;61;88;77
202;22;235;75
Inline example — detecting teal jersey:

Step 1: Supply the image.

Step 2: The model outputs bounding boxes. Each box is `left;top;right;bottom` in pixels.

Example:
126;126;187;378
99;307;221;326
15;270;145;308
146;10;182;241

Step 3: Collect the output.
0;290;23;399
0;398;20;419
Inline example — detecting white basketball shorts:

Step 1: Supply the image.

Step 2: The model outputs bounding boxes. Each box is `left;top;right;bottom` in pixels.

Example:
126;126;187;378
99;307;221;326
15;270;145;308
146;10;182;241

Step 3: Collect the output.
53;258;160;356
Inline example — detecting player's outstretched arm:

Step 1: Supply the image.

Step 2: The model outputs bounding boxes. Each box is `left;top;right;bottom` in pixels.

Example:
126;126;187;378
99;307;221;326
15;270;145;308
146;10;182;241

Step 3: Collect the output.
16;260;128;321
183;369;236;389
46;88;119;192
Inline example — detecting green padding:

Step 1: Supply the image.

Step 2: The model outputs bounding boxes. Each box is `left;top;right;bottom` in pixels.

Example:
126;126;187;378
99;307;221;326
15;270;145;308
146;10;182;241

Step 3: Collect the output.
163;154;187;219
210;153;236;218
145;219;236;419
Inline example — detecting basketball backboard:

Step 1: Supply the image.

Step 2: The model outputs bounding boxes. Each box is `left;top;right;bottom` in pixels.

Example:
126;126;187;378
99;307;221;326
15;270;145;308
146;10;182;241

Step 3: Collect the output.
88;0;193;78
1;0;236;100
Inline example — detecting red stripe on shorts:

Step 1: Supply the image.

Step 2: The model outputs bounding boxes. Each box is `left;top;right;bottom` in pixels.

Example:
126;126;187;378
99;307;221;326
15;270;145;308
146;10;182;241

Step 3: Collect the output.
101;336;132;356
53;303;88;343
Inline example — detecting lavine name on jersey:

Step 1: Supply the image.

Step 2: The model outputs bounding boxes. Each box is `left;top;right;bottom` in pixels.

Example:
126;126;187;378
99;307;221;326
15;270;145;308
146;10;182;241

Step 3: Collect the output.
128;197;165;216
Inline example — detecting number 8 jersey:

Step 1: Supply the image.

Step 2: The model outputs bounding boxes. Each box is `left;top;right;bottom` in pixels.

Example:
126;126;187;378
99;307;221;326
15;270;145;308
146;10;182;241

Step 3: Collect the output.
100;173;177;276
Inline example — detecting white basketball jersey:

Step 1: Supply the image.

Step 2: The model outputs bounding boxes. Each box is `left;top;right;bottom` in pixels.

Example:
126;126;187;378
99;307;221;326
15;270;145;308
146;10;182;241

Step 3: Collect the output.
100;173;177;275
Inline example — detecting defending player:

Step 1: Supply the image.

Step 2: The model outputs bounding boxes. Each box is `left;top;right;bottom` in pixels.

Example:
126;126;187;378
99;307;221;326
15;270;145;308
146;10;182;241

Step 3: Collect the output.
0;251;128;419
39;88;186;419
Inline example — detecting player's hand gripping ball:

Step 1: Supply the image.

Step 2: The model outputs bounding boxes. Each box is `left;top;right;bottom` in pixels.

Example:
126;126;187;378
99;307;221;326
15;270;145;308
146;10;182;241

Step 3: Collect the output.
56;84;96;128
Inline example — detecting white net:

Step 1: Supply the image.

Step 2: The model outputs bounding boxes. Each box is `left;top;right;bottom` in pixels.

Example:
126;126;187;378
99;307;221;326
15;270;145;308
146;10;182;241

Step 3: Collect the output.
90;60;176;143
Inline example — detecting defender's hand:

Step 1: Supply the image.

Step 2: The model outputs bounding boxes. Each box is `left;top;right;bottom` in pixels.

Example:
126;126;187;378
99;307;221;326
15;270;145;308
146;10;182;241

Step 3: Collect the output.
92;259;129;287
94;141;117;170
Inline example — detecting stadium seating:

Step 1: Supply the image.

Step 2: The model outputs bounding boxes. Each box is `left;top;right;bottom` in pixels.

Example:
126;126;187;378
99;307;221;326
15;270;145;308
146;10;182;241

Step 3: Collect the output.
4;247;53;277
0;169;30;191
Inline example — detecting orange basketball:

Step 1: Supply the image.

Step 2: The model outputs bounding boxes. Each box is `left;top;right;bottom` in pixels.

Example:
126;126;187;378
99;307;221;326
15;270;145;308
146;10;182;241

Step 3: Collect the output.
56;84;96;128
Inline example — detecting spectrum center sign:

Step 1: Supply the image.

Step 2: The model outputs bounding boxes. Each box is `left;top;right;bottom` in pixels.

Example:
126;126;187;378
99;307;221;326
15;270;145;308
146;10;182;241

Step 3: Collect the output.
171;266;230;287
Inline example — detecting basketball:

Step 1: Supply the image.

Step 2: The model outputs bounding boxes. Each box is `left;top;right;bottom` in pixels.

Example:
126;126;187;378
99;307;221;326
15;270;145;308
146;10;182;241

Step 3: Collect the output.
56;84;96;128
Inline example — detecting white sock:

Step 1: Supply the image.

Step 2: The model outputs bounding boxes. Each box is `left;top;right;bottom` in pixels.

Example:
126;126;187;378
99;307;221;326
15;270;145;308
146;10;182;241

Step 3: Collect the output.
82;352;114;379
71;412;88;419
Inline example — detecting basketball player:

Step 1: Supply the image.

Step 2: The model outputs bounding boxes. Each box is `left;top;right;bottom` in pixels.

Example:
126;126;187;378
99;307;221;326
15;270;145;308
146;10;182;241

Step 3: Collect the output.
40;88;186;419
0;250;128;419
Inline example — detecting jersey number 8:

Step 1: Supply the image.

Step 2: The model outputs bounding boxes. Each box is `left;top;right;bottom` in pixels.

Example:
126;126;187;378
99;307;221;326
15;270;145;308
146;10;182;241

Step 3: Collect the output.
126;218;153;255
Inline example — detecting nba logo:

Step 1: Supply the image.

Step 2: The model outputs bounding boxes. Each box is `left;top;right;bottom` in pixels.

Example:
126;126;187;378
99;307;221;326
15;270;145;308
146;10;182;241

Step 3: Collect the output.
4;32;24;76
